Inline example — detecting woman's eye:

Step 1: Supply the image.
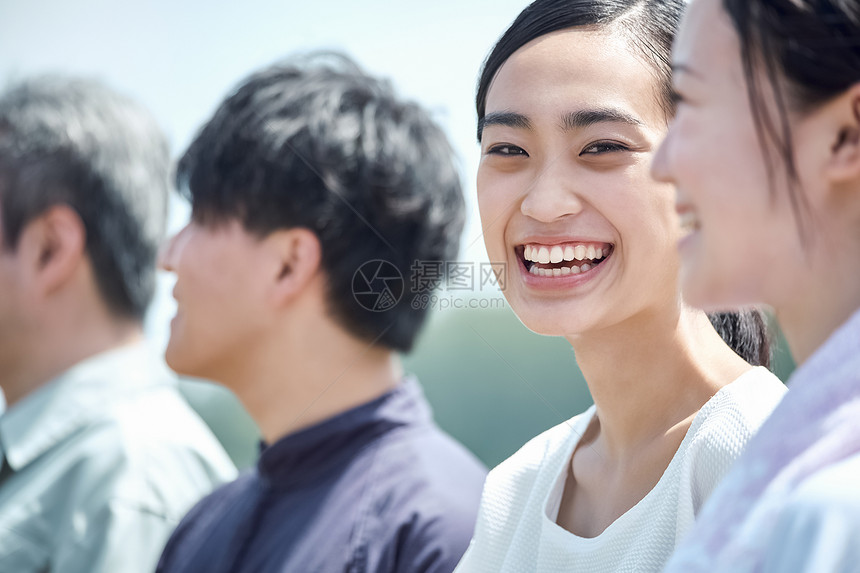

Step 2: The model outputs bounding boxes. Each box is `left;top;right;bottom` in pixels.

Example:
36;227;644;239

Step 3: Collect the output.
487;144;528;157
580;141;629;155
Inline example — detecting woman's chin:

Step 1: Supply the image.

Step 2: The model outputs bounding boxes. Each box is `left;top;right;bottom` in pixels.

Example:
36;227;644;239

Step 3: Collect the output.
513;310;584;338
681;265;752;313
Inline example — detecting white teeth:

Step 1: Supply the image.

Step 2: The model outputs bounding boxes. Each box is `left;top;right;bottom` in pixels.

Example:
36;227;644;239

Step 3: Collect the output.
561;266;571;275
581;263;591;272
524;243;612;266
571;265;581;274
679;212;700;235
529;265;538;275
537;247;550;264
552;268;561;277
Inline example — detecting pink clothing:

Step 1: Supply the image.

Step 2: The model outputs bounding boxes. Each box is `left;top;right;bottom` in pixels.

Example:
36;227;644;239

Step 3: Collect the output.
665;308;860;572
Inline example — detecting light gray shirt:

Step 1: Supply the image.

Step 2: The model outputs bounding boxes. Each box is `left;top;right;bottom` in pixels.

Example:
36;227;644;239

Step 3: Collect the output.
0;343;237;573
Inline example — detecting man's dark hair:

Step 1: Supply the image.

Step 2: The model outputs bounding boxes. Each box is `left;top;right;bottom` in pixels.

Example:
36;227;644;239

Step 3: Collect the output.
177;52;465;353
0;76;170;321
475;0;773;368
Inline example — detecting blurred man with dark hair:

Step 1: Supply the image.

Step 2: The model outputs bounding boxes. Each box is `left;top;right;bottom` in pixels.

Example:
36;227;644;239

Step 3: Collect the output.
0;76;236;572
155;53;486;573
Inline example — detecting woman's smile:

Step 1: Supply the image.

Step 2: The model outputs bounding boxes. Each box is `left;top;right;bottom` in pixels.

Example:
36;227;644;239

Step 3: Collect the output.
515;240;614;289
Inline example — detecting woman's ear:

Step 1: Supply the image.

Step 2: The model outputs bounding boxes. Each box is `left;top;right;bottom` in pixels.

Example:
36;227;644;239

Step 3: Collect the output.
265;227;322;306
826;86;860;185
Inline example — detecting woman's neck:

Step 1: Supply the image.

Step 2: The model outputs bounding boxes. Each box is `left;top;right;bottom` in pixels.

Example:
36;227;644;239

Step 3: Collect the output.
776;235;860;366
566;305;751;458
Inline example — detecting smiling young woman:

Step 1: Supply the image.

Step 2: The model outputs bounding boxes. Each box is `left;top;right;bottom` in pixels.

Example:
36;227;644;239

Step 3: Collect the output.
653;0;860;570
453;1;787;572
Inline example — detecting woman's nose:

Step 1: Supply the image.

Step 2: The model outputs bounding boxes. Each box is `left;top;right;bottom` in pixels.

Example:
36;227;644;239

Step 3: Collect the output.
519;161;586;223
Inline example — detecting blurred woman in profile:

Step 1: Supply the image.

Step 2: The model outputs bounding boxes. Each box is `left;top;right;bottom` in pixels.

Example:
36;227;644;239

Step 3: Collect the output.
453;0;787;571
653;0;860;570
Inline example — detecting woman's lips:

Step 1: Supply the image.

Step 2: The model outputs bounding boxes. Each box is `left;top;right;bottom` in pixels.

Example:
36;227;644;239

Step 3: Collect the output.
676;203;700;235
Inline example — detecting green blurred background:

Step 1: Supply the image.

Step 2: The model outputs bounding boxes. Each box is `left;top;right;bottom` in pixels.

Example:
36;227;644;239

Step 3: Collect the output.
180;304;796;471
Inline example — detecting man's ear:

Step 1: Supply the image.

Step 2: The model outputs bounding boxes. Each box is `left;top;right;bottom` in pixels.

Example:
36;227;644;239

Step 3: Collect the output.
826;85;860;185
265;227;322;306
17;205;86;297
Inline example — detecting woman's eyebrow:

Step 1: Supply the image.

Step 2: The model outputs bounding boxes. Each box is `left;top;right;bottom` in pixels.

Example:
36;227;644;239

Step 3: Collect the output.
561;108;644;131
477;111;532;140
478;107;645;140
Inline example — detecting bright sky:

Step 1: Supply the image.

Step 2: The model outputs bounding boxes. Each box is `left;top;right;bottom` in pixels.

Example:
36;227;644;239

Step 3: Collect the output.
0;0;528;346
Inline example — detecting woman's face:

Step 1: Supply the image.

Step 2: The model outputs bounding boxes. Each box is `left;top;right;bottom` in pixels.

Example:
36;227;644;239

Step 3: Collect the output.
652;0;813;311
477;27;679;337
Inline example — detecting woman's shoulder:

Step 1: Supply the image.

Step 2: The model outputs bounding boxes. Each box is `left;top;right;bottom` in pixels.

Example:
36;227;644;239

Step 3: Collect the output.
681;367;787;507
476;408;594;518
760;453;860;572
790;452;860;507
488;407;595;486
455;408;595;572
694;366;787;438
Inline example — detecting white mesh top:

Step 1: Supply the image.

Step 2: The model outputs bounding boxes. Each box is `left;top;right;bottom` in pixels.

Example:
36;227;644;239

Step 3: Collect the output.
454;367;787;573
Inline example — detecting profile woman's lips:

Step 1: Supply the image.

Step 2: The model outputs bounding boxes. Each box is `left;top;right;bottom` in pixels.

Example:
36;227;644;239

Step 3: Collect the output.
676;203;700;234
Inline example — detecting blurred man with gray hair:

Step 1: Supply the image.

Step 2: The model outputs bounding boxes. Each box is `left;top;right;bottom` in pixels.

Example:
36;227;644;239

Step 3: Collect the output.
0;76;236;572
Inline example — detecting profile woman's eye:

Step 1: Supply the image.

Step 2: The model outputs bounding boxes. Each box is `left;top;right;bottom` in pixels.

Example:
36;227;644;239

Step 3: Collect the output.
487;144;528;157
580;141;630;155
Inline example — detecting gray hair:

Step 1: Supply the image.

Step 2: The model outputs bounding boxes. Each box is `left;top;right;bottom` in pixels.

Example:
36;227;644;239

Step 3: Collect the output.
0;75;170;320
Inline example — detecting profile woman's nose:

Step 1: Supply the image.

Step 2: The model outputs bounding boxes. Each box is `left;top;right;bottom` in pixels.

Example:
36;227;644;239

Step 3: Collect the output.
651;130;675;184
